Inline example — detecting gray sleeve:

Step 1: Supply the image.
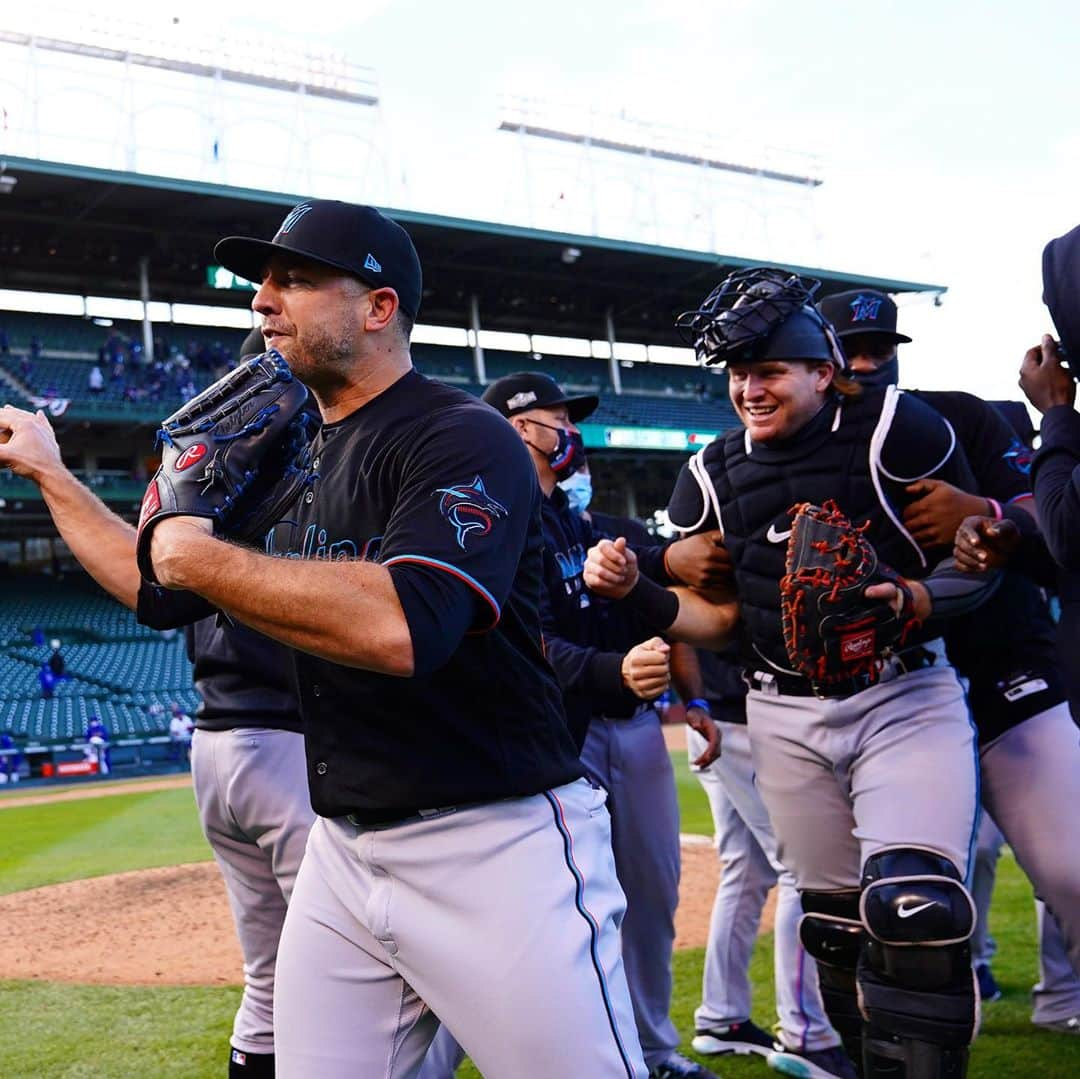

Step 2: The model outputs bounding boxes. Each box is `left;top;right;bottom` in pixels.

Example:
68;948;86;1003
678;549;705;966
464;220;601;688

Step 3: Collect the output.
921;557;1001;619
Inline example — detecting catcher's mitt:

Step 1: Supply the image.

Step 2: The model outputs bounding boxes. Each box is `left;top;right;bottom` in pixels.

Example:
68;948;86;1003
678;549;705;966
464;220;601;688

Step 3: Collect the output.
779;500;921;689
136;349;317;582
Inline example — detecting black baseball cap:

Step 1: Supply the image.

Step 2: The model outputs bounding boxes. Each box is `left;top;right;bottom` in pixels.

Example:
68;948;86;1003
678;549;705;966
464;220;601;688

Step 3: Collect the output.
817;289;911;344
482;372;599;423
214;199;423;318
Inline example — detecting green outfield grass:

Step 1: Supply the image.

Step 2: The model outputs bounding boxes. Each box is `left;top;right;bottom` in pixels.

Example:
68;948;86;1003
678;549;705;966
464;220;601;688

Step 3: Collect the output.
0;759;1077;1077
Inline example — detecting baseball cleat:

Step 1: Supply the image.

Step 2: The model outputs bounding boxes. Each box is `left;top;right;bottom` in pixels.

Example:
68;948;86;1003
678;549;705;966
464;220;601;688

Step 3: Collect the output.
692;1019;777;1056
647;1050;721;1078
767;1044;860;1079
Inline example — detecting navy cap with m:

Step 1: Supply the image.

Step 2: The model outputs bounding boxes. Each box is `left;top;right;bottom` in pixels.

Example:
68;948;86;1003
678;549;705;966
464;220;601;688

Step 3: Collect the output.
817;289;911;344
214;199;423;318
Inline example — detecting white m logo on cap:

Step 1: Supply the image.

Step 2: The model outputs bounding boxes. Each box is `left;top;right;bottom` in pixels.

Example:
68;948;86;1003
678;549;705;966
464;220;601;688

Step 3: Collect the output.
277;204;313;236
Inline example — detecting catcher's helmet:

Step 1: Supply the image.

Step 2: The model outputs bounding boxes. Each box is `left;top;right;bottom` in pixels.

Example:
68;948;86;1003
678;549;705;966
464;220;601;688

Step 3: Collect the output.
676;267;846;369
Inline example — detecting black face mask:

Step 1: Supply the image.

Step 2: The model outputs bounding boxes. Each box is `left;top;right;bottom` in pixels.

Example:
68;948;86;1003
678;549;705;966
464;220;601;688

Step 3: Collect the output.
852;356;900;390
526;420;586;481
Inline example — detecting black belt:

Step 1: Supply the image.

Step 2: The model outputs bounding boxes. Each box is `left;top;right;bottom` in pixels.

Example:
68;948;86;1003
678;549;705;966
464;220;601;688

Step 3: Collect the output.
747;646;938;700
344;796;509;830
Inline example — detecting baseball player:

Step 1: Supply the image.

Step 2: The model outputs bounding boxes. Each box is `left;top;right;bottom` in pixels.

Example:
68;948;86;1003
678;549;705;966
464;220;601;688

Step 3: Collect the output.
820;288;1080;1005
0;364;315;1078
584;268;1001;1078
477;370;717;1079
141;199;647;1079
668;641;848;1079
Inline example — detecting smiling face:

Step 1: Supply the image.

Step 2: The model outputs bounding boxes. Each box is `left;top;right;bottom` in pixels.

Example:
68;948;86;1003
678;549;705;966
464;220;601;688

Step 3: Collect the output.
727;359;835;442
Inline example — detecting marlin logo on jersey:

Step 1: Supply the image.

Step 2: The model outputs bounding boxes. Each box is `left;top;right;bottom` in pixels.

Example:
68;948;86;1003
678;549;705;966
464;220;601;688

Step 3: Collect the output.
1003;437;1033;475
276;203;313;237
849;294;883;323
436;475;508;549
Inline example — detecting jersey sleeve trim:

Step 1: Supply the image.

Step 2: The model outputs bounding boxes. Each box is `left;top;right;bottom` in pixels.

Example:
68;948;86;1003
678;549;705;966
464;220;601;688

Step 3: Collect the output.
669;447;724;535
869;385;927;570
383;554;501;631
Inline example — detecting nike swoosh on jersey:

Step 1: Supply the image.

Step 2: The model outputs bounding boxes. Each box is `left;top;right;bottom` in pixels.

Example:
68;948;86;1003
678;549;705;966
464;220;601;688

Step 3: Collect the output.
897;900;935;919
766;524;793;543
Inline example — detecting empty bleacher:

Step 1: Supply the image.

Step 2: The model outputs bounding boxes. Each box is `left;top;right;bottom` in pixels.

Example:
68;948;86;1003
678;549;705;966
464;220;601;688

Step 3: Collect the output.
0;573;198;747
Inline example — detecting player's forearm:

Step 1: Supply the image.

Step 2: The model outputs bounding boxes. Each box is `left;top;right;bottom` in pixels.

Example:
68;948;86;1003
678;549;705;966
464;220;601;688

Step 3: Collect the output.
36;464;141;610
669;641;705;702
668;586;740;650
153;530;415;675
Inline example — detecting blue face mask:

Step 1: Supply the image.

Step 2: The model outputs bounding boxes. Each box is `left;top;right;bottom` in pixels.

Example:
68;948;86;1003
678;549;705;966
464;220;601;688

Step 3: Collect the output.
559;471;593;515
851;355;900;389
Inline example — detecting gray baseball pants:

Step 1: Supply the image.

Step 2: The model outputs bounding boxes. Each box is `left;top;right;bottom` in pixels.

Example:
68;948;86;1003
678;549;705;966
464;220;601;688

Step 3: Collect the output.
688;720;837;1053
745;657;979;890
191;726;315;1056
273;779;646;1079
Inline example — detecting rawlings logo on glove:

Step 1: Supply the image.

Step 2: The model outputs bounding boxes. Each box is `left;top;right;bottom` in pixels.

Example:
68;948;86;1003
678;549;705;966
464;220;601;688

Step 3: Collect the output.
135;349;317;583
779;500;921;689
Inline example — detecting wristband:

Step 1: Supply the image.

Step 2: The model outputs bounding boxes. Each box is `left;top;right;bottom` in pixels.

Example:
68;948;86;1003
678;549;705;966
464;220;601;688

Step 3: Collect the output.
622;574;679;632
987;497;1003;520
686;698;711;714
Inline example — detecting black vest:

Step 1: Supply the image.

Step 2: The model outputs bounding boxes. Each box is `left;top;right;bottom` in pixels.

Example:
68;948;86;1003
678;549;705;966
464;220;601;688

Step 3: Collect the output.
698;387;969;673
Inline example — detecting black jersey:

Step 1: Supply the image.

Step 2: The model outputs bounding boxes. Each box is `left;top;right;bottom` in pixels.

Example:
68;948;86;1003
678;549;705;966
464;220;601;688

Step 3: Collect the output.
538;492;642;747
909;390;1065;743
137;583;301;733
265;369;582;820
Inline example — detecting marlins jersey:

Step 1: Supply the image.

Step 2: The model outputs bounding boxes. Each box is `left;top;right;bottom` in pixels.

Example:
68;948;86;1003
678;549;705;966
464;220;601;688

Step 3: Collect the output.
264;369;582;820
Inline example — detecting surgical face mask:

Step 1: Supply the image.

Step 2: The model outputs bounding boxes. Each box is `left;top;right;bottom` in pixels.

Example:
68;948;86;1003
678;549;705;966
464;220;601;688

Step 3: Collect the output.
527;419;586;481
559;470;593;514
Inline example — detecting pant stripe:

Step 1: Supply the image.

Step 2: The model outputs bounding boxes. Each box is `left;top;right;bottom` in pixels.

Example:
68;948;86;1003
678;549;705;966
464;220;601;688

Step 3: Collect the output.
544;789;637;1079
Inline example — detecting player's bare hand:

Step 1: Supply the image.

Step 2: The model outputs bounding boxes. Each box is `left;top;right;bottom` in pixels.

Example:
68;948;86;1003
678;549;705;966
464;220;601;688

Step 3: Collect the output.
685;706;721;767
864;579;931;622
584;536;639;599
664;530;733;590
1019;335;1076;415
902;478;991;549
0;406;63;482
149;516;214;589
621;636;671;699
953;514;1020;573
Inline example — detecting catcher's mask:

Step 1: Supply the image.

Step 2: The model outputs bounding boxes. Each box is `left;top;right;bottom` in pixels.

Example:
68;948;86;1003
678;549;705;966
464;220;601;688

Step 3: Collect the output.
676;268;847;370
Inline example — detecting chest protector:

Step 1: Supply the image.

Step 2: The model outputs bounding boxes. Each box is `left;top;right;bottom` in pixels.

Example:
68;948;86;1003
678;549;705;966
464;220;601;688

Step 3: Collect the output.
688;386;956;674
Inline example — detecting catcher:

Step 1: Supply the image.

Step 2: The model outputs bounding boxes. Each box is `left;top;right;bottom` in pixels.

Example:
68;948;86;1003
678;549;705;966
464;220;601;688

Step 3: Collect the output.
584;269;1000;1079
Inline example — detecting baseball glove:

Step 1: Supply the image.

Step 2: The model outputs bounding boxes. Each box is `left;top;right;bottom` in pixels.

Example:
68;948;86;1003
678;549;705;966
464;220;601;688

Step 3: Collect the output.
135;349;316;582
779;500;921;689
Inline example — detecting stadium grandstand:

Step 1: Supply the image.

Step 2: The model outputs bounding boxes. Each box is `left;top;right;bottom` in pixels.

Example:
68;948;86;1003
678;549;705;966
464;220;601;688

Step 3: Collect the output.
0;13;942;776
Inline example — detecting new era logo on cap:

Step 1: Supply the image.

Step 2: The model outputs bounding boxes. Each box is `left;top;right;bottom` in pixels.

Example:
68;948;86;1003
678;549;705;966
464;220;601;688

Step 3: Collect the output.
364;253;382;274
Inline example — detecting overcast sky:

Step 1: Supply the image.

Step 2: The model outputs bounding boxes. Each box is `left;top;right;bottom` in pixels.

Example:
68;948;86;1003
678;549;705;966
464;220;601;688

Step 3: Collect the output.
20;1;1080;402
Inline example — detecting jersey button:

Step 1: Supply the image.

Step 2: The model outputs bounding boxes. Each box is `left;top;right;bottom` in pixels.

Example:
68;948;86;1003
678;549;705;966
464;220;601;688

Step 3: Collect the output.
316;762;328;776
312;684;321;697
304;490;315;504
312;457;321;469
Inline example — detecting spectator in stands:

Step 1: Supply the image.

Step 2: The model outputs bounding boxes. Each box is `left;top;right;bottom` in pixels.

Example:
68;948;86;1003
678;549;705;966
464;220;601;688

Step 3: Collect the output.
19;354;32;381
0;325;8;355
0;731;22;784
84;714;110;776
88;364;105;394
31;624;45;646
48;638;65;677
38;662;57;699
169;702;194;766
29;335;42;361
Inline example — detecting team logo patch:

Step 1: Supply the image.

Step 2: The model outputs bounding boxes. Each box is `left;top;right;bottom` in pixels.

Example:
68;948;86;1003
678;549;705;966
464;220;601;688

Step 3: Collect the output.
435;475;508;549
840;628;876;662
276;203;313;237
506;390;537;411
363;252;382;273
848;294;883;323
1002;437;1033;475
174;443;208;472
138;481;161;527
